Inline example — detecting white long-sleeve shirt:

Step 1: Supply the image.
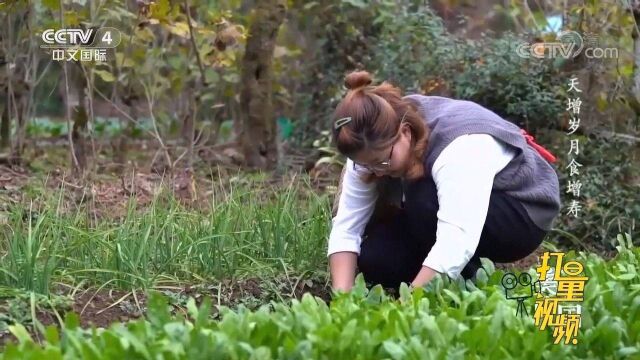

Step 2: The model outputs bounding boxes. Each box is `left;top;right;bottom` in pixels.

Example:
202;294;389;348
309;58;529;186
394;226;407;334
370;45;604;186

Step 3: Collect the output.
327;133;518;279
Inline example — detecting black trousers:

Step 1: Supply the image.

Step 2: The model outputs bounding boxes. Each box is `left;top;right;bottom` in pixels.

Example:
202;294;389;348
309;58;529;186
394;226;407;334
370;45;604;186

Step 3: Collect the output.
356;175;548;289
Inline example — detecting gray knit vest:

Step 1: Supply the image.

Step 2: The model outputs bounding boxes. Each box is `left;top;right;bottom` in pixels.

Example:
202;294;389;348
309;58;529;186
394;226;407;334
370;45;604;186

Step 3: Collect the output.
402;94;561;231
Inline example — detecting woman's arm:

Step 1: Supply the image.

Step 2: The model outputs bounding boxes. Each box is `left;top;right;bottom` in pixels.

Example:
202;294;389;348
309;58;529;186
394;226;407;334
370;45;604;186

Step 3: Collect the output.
329;252;359;292
328;158;378;292
412;134;516;287
411;265;440;288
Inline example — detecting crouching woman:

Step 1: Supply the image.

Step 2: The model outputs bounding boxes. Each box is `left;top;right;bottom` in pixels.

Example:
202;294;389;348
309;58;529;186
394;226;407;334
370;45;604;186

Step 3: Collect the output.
327;70;561;292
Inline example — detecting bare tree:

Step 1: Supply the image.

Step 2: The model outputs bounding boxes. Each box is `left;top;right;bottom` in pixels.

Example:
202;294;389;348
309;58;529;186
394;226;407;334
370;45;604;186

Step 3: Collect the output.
1;3;32;164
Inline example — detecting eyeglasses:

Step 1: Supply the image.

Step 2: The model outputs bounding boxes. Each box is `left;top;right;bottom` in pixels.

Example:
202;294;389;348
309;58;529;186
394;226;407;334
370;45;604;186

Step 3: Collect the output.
353;145;394;172
352;110;408;173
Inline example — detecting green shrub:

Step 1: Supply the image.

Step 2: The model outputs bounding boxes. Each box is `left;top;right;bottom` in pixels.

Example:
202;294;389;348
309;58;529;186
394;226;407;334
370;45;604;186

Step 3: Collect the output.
371;3;564;130
554;137;640;250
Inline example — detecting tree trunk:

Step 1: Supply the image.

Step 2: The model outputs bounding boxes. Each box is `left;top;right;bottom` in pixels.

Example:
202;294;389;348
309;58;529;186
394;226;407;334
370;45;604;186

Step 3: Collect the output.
114;99;137;172
632;1;640;100
10;90;27;161
0;12;6;151
238;0;286;170
0;99;8;151
71;101;88;173
3;8;31;163
65;63;88;174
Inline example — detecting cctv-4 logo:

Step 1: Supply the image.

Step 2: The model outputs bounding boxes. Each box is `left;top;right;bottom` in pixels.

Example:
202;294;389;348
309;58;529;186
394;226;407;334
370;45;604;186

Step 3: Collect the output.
41;28;98;46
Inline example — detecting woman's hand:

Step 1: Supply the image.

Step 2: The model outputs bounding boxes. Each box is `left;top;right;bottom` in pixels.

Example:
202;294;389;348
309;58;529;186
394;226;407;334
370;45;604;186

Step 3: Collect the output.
331;282;353;293
410;265;439;288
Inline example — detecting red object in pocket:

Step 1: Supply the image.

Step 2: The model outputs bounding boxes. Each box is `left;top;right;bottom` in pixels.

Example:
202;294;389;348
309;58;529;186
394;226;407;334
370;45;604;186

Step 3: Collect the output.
520;129;557;164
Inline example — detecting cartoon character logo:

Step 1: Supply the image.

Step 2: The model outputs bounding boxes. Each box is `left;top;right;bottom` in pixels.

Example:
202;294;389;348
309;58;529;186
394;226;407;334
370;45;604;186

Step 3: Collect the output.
502;272;542;317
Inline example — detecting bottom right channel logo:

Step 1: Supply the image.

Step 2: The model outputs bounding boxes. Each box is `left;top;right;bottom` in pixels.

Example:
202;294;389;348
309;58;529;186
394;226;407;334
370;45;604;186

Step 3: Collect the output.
501;251;588;345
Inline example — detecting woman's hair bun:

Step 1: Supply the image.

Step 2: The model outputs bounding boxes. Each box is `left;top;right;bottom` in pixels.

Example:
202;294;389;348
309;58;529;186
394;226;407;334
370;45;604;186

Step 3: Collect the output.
344;70;373;90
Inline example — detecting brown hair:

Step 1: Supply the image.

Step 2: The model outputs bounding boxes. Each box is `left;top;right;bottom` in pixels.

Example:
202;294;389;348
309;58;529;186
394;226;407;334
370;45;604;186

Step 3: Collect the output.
331;70;430;183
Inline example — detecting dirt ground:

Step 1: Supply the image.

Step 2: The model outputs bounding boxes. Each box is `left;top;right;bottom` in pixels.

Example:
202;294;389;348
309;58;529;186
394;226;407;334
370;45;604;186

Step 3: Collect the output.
0;274;334;347
0;248;556;348
0;246;604;348
0;142;619;348
0;143;338;347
